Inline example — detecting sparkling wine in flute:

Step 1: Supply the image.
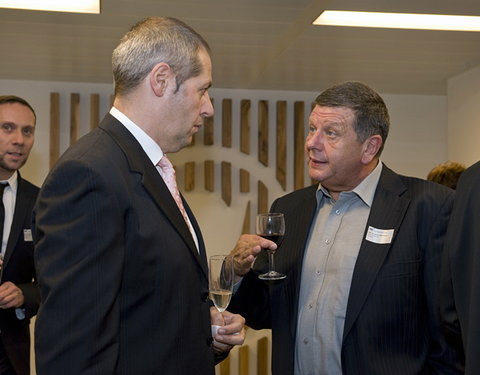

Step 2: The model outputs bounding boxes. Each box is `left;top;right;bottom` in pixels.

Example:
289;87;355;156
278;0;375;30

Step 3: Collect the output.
209;255;234;312
256;213;286;280
209;289;233;312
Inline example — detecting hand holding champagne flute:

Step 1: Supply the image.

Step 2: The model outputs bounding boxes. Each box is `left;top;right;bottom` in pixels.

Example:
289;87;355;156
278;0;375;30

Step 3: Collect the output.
209;255;234;312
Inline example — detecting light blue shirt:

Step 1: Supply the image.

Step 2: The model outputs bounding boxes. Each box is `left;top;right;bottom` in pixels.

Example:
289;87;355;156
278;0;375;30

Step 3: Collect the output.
294;162;383;375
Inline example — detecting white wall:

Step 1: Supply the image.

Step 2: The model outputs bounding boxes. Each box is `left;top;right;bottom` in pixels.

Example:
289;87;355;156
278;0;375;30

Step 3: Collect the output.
447;65;480;167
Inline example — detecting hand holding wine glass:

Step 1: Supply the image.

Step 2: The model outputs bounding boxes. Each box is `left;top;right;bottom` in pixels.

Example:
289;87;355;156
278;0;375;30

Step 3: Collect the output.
256;213;286;280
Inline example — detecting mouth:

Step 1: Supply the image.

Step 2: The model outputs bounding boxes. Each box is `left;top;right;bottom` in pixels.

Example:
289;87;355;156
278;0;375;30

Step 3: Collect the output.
7;151;24;160
192;124;202;132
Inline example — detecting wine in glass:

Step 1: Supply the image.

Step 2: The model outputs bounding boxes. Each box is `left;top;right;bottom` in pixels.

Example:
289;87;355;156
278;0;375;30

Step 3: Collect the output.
209;254;234;312
256;213;286;280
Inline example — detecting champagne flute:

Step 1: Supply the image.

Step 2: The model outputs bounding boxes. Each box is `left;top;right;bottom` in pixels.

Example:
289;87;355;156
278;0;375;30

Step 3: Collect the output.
256;213;286;280
209;254;234;313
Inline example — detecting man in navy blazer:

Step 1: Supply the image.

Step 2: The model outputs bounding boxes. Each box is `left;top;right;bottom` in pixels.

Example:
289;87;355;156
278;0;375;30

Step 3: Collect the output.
229;82;463;374
0;96;40;375
33;17;246;375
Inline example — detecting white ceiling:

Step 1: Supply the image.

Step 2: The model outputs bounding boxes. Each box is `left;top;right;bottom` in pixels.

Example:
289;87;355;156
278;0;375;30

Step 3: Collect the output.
1;0;480;95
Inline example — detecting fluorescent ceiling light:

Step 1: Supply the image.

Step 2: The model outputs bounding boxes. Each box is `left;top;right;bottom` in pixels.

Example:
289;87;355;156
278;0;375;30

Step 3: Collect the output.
313;10;480;32
0;0;100;14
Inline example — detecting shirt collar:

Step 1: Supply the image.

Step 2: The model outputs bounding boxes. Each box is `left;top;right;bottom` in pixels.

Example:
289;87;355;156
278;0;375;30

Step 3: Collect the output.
317;161;383;208
109;107;164;165
0;171;18;193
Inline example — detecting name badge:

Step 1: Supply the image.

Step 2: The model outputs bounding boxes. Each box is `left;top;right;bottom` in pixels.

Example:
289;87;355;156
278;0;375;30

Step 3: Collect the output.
23;229;33;242
365;226;394;244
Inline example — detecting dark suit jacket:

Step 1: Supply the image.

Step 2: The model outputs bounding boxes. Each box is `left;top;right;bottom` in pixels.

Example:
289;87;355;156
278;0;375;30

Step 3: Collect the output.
441;160;480;374
0;174;40;375
33;114;216;375
230;165;462;374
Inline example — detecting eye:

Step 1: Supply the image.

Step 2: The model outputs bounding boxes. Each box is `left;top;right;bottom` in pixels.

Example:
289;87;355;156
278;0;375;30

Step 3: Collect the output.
23;126;35;136
1;123;14;132
308;126;316;133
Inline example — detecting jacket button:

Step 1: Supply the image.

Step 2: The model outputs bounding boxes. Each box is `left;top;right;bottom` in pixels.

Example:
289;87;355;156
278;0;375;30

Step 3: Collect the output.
206;337;213;346
201;292;209;302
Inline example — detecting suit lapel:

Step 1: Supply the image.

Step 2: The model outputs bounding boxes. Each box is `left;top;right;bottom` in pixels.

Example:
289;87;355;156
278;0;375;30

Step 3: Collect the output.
343;166;410;339
3;174;35;269
100;115;208;278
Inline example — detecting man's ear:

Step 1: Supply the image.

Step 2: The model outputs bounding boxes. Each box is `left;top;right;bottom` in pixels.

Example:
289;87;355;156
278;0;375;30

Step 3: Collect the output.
149;62;173;97
361;135;383;164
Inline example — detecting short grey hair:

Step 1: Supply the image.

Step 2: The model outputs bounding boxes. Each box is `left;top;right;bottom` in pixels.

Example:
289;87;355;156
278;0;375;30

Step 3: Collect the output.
112;16;211;96
314;81;390;155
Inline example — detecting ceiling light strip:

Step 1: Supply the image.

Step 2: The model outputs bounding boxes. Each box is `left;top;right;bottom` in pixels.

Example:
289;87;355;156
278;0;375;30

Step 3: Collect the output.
313;11;480;32
0;0;100;14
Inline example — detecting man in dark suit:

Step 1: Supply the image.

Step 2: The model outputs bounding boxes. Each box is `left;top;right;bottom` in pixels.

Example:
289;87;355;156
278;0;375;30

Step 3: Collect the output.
33;17;245;375
441;160;480;374
229;82;463;374
0;95;40;375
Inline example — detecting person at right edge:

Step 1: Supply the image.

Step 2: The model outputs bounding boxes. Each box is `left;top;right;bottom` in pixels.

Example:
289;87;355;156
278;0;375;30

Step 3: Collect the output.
440;160;480;375
229;81;464;374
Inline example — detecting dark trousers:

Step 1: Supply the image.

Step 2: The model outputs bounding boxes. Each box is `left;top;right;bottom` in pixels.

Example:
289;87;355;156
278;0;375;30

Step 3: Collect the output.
0;338;16;375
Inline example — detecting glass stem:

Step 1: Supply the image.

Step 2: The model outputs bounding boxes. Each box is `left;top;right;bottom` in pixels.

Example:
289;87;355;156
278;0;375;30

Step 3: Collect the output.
268;250;275;273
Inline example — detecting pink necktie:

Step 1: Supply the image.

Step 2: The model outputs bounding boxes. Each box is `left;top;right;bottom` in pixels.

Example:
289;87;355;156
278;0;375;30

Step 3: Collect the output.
157;155;198;249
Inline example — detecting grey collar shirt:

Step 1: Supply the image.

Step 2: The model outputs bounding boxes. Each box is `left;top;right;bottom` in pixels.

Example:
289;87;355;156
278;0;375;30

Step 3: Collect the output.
294;162;383;375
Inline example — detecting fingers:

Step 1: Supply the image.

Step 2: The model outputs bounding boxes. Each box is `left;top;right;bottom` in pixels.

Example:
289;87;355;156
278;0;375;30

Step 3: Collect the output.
212;311;246;351
0;282;24;309
231;234;277;276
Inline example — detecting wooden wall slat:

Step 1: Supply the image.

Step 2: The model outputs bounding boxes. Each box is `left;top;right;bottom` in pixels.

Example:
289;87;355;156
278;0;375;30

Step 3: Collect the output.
258;100;268;166
276;100;287;190
90;93;100;130
221;161;232;206
258;180;268;214
238;345;250;375
294;101;305;190
240;99;250;154
239;168;250;193
204;98;214;145
242;201;251;234
49;92;60;169
222;98;232;148
184;162;195;192
218;355;230;375
204;160;214;192
257;336;269;375
70;93;80;145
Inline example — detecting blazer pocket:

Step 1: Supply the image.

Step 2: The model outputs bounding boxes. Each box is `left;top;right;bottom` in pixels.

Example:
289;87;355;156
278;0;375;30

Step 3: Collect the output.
378;259;421;279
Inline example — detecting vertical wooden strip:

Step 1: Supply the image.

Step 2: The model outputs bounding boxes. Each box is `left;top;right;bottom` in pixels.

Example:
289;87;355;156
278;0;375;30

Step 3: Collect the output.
242;201;251;234
258;180;268;214
204;98;214;145
218;355;230;375
222;98;232;148
258;100;268;166
90;93;100;130
204;160;214;192
238;345;249;375
184;162;195;192
294;101;305;190
70;93;80;145
240;99;250;154
239;168;250;193
257;336;269;375
276;101;287;190
221;161;232;206
49;92;60;169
